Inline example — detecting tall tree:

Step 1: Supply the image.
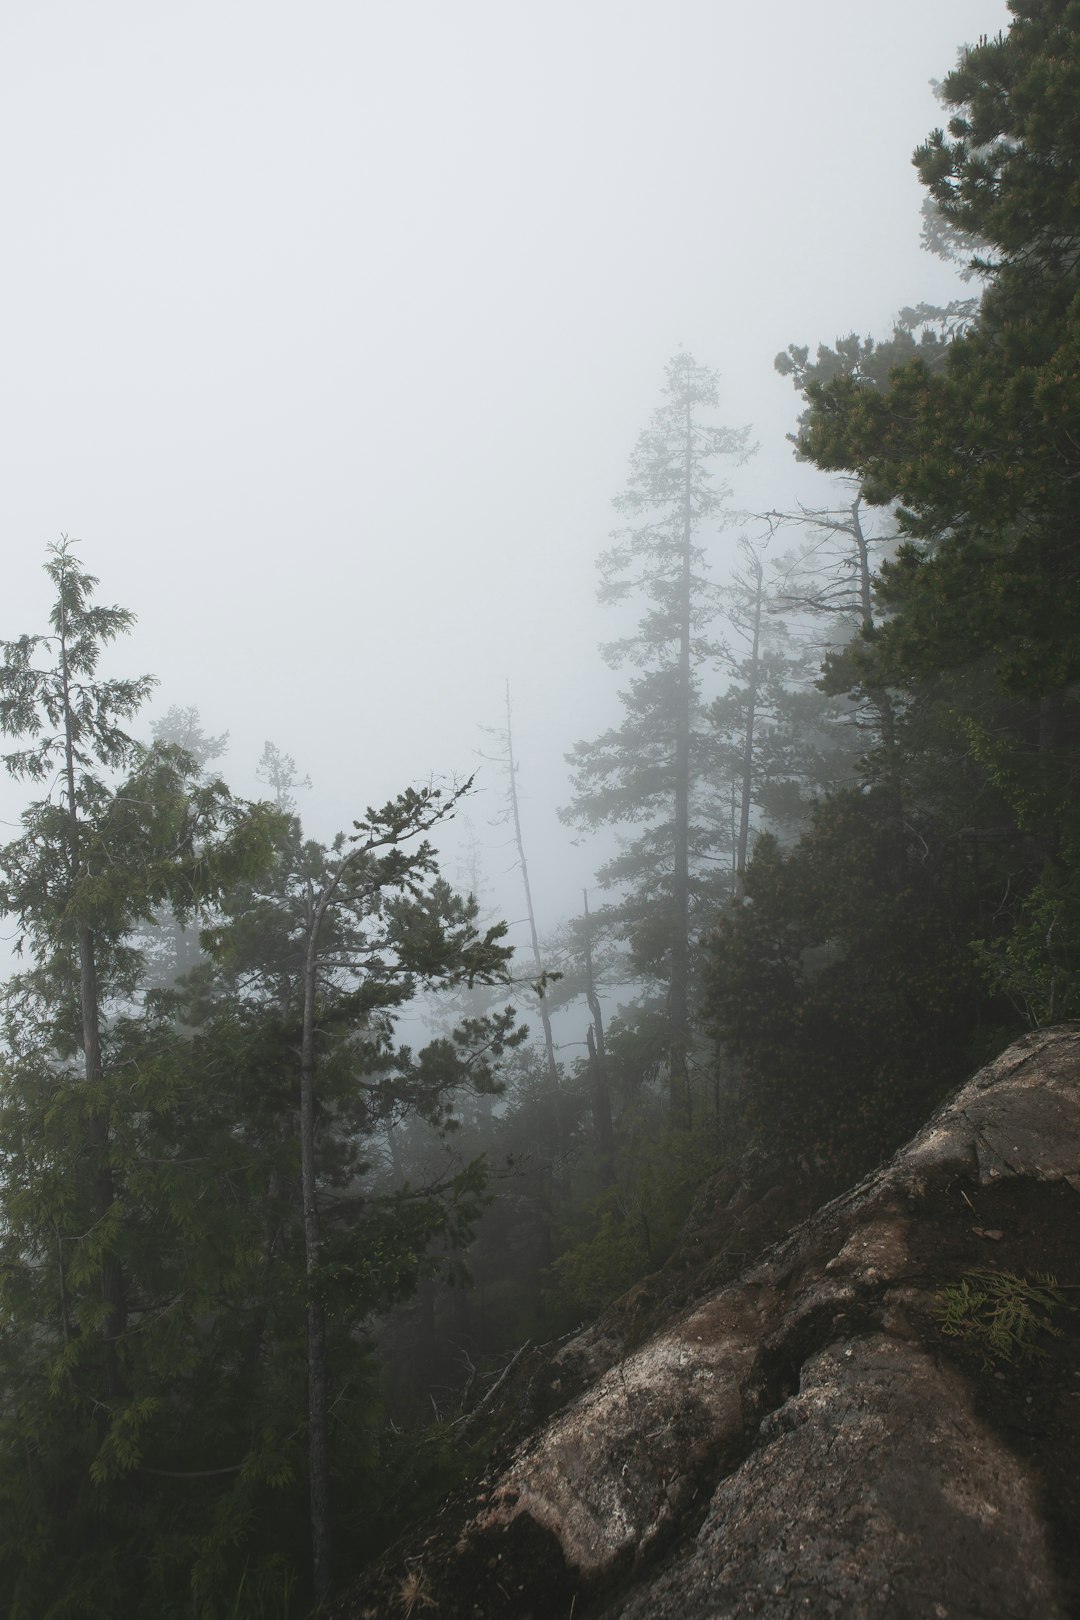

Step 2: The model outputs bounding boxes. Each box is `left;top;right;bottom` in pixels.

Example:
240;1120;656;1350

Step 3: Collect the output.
787;3;1080;1017
0;543;275;1395
199;781;519;1602
151;703;229;768
704;0;1080;1185
0;547;291;1617
580;889;615;1183
706;536;831;882
256;739;312;812
563;353;753;1120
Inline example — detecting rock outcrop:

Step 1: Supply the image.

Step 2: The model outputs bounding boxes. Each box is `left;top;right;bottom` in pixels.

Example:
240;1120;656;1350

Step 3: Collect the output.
328;1027;1080;1619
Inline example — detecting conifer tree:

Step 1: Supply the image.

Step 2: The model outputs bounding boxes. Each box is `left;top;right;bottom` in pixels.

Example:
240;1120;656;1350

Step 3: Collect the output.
784;5;1080;1017
196;779;520;1602
563;353;752;1120
705;0;1080;1174
0;542;273;1393
0;544;286;1614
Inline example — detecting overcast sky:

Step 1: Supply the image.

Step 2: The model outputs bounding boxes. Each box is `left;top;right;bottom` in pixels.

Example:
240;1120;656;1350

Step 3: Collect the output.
1;0;1010;961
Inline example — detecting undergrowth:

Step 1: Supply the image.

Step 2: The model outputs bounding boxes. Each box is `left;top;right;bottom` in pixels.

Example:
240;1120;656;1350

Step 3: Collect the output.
936;1268;1074;1368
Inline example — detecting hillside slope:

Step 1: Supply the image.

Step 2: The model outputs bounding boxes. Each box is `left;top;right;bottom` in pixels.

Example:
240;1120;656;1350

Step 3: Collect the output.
328;1027;1080;1619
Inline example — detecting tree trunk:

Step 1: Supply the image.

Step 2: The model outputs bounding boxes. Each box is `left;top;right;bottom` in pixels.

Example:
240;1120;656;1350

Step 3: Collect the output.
60;603;126;1394
850;496;902;815
301;882;334;1605
504;683;560;1095
735;551;764;889
582;891;615;1183
669;394;694;1124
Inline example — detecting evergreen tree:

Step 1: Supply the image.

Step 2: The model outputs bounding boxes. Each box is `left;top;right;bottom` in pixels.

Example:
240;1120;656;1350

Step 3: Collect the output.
151;703;229;768
256;739;312;812
194;782;521;1602
0;545;286;1616
136;705;234;988
705;0;1080;1188
788;3;1080;1018
563;353;753;1119
759;495;900;809
0;544;275;1392
705;536;844;881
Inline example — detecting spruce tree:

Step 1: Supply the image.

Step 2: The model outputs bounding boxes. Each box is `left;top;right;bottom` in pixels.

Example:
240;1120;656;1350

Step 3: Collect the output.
563;353;752;1120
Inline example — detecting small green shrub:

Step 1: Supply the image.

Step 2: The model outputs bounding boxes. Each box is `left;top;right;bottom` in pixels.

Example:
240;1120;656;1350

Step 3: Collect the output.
544;1127;718;1325
936;1268;1072;1367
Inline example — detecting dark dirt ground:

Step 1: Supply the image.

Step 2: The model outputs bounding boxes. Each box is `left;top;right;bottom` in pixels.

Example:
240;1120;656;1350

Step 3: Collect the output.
905;1174;1080;1618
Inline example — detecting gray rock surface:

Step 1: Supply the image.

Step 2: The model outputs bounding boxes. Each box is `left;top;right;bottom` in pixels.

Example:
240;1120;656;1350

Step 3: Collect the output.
328;1027;1080;1619
617;1336;1061;1620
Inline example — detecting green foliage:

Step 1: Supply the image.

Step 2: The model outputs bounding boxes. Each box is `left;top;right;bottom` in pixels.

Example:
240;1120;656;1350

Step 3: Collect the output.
545;1126;718;1323
0;538;154;784
0;1005;317;1616
936;1268;1073;1367
5;5;1080;1607
913;1;1080;287
725;0;1080;1191
972;874;1080;1028
0;550;526;1615
562;353;754;1057
704;785;997;1183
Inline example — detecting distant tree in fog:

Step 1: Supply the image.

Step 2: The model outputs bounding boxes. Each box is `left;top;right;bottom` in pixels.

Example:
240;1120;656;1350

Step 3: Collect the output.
562;352;753;1122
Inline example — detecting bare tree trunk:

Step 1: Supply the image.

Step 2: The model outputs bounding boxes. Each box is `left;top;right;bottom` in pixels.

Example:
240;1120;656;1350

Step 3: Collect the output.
850;496;901;814
769;494;901;815
735;550;765;889
582;891;615;1183
293;789;480;1599
503;683;560;1093
80;925;128;1396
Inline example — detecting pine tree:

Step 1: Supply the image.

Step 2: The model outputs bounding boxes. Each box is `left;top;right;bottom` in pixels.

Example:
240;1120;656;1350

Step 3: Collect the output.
0;544;285;1615
256;739;312;812
704;0;1080;1175
196;780;521;1602
0;542;274;1393
785;6;1080;1018
563;353;753;1120
135;704;234;988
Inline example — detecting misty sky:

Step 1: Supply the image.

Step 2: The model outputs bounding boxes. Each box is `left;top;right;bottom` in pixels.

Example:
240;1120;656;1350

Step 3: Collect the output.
1;0;1009;958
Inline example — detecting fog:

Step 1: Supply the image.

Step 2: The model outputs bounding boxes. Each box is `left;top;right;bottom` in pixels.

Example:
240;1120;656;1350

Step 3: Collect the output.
1;0;1008;946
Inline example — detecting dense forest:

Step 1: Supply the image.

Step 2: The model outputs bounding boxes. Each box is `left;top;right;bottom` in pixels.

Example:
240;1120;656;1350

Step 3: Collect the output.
2;2;1078;1613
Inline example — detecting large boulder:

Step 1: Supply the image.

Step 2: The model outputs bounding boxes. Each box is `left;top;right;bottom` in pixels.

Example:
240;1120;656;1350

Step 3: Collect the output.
327;1027;1080;1619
